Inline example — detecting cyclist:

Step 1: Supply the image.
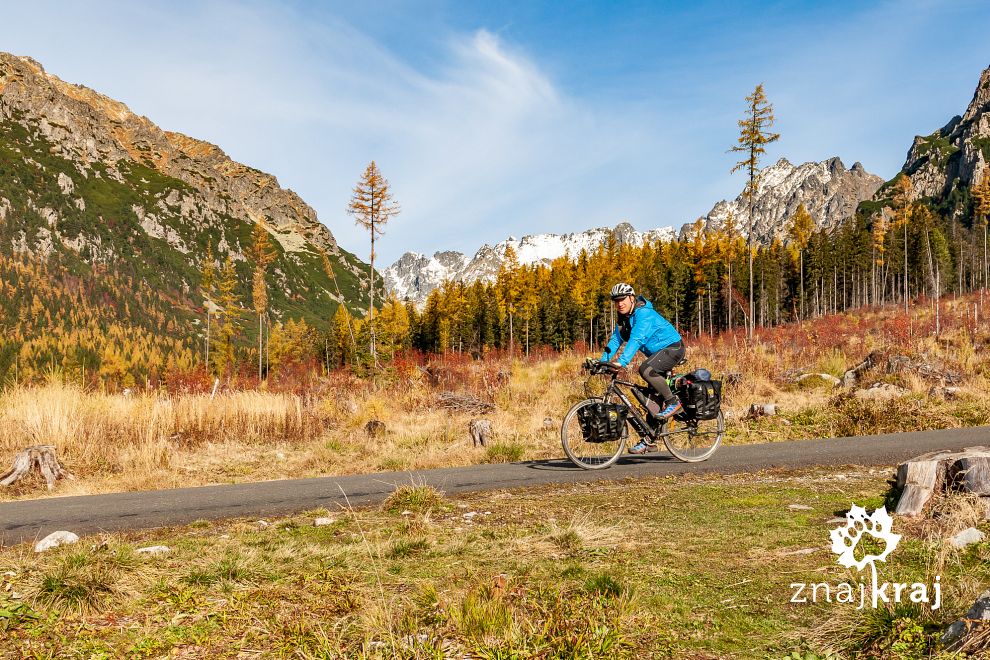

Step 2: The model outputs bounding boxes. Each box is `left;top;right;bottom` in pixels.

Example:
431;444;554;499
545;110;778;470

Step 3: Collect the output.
600;282;685;454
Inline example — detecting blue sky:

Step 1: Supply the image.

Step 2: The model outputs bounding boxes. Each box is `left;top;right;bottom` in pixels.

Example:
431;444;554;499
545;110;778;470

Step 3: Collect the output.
2;1;989;263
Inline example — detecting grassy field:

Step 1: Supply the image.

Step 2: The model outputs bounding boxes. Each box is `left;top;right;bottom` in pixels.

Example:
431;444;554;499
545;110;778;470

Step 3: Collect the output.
1;295;989;501
1;466;987;658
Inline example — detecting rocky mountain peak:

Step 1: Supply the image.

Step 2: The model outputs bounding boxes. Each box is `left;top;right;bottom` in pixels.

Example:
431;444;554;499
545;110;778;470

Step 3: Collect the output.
0;51;370;334
896;64;990;204
696;157;883;241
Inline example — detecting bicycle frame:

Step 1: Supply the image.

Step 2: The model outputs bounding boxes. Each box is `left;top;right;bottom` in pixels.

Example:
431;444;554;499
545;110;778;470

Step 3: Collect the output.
599;373;689;443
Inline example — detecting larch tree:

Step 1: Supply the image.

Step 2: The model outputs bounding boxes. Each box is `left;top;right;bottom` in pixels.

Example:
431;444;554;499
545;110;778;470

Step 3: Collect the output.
730;83;780;340
972;172;990;288
789;203;814;318
249;218;276;381
347;161;400;365
890;174;915;312
214;255;243;375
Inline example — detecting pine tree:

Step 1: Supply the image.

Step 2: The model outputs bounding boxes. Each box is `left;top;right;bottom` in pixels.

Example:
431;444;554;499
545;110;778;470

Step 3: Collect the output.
789;203;814;318
347;161;400;365
730;83;780;340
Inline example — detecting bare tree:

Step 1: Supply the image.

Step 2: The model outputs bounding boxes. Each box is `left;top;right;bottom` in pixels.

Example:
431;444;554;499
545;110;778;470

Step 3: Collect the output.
730;83;780;340
347;161;400;363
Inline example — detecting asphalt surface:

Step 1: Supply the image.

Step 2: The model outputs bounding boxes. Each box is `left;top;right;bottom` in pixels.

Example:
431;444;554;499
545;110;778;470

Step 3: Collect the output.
2;425;988;547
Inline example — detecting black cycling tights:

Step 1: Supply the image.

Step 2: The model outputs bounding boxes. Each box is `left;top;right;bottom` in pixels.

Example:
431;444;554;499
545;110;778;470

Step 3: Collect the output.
638;341;686;404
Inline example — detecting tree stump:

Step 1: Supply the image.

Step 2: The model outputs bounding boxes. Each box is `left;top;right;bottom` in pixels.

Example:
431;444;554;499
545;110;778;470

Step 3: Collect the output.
746;403;778;419
468;419;492;447
364;420;387;438
895;446;990;517
0;445;74;490
841;350;880;388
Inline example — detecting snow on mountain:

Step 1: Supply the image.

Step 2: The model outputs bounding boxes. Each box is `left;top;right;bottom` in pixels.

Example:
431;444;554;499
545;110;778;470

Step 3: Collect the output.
384;222;675;304
695;157;883;241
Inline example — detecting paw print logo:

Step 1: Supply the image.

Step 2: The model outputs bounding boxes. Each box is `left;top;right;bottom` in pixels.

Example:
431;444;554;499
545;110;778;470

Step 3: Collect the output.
829;504;901;571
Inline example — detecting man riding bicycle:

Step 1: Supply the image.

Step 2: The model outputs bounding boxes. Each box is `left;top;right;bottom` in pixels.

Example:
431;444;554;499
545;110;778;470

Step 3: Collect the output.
600;282;685;454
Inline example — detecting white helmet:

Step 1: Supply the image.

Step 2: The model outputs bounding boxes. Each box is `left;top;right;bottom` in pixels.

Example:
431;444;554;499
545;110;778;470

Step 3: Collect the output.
610;282;635;300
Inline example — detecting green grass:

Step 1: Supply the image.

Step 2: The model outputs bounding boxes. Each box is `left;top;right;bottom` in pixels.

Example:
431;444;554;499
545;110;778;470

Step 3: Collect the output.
1;467;987;657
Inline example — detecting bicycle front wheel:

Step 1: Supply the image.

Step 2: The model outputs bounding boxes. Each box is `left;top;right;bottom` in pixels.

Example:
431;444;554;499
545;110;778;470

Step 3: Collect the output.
560;398;627;470
661;411;724;463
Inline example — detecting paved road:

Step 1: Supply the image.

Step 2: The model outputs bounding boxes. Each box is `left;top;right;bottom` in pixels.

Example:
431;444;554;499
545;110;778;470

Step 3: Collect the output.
2;426;988;546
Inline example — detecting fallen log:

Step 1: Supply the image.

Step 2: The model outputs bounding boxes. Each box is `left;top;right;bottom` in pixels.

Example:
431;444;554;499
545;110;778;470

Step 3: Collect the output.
895;446;990;518
0;445;75;490
437;391;495;414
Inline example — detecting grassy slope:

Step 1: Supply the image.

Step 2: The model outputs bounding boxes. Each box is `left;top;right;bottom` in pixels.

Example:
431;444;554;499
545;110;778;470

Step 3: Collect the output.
1;467;987;658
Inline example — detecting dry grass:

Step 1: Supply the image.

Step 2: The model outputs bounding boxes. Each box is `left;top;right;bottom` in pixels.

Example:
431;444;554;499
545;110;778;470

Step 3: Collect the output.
2;467;986;658
1;296;989;501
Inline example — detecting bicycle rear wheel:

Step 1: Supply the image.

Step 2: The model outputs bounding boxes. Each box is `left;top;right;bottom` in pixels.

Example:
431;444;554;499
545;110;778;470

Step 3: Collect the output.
661;411;724;462
561;398;627;470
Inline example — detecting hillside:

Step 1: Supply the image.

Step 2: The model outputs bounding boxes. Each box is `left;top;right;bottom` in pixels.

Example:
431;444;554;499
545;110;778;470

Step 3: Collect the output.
0;53;371;383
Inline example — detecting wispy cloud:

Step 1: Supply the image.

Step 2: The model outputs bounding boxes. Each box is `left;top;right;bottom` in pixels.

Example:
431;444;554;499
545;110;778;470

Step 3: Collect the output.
2;1;988;264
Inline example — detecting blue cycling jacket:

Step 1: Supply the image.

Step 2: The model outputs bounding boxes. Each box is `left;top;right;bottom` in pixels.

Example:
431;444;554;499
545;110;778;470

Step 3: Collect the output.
600;296;681;367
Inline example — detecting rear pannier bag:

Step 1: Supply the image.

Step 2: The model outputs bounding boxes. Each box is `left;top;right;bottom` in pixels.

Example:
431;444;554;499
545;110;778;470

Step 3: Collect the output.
577;402;628;442
679;377;722;420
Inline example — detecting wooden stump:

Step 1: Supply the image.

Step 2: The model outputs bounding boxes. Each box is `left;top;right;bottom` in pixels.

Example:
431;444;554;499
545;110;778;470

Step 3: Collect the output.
895;446;990;517
364;420;387;438
0;445;74;490
468;419;492;447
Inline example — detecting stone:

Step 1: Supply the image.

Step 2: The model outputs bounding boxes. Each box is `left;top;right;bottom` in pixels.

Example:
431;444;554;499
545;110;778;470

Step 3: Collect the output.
788;504;813;511
943;589;990;650
853;383;909;401
136;545;171;555
34;530;79;553
314;517;335;527
949;527;986;549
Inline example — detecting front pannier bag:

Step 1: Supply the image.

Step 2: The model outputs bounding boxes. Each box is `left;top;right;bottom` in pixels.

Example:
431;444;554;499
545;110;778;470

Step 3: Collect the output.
679;375;722;420
577;402;628;442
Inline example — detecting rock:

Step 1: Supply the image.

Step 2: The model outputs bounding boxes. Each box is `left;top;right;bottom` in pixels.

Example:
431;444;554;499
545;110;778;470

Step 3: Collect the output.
788;504;813;511
853;383;909;401
34;530;79;553
256;520;270;528
136;545;171;555
314;517;335;527
542;417;554;429
795;373;841;387
943;589;990;650
949;527;986;549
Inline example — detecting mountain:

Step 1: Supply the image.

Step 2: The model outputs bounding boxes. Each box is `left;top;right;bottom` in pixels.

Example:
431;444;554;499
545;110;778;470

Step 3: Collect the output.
0;53;372;381
384;222;675;304
695;157;884;241
888;64;990;212
0;53;371;380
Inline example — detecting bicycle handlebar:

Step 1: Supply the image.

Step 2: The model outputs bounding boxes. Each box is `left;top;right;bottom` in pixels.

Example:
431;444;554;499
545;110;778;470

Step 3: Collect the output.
582;359;622;375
